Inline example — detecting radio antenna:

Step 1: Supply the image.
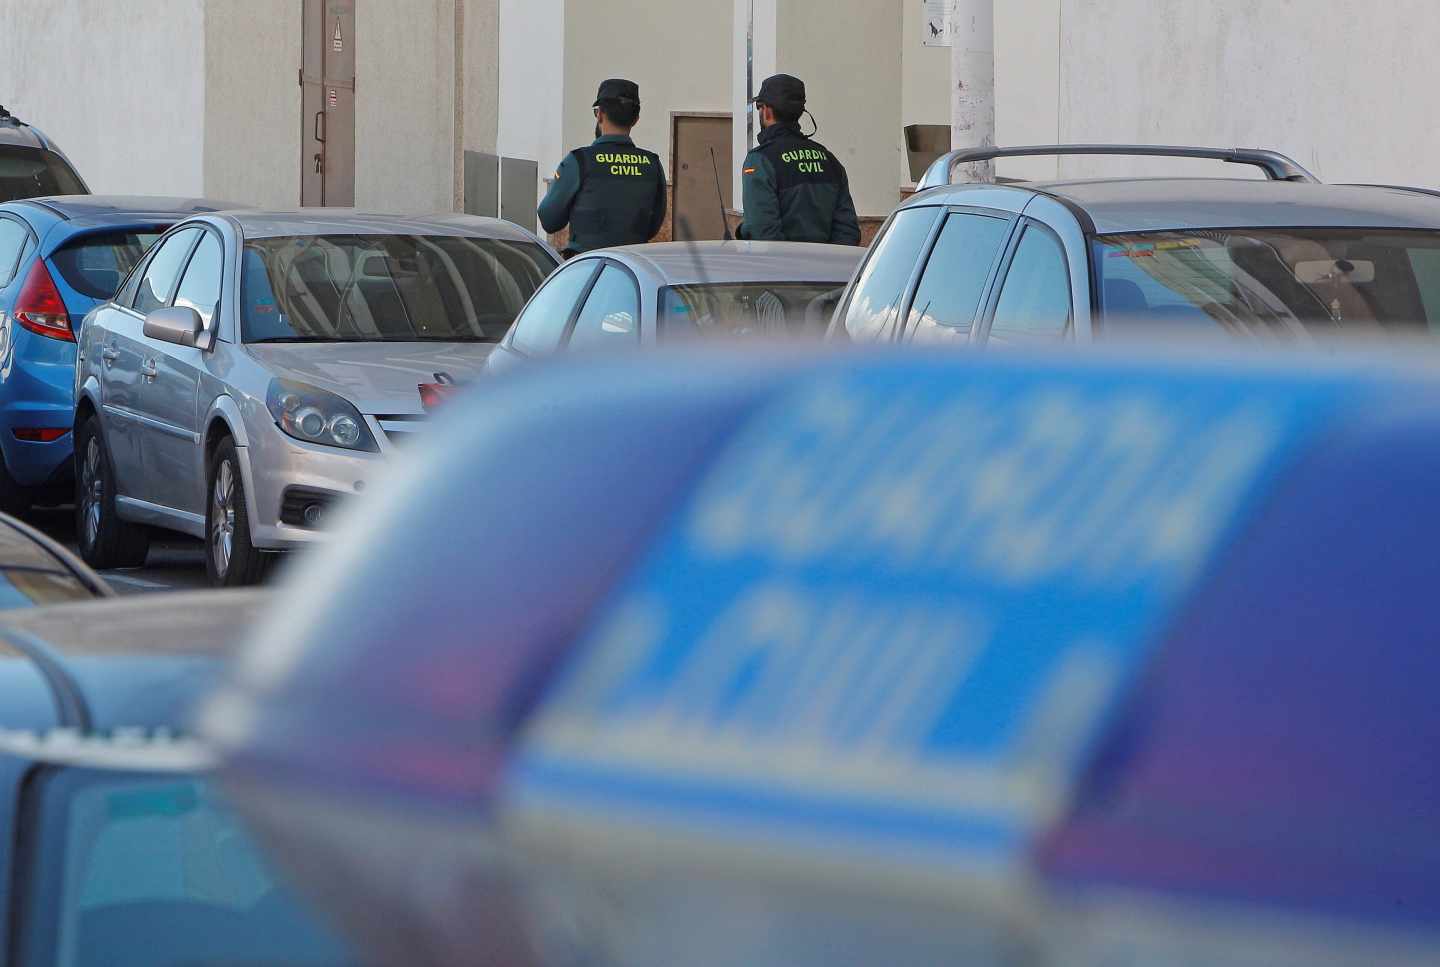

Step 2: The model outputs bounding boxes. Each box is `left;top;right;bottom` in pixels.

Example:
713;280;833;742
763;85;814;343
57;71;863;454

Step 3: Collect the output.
709;147;734;242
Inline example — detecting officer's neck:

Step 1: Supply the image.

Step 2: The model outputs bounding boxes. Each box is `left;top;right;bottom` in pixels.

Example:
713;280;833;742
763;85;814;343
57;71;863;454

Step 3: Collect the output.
759;120;801;142
596;123;634;139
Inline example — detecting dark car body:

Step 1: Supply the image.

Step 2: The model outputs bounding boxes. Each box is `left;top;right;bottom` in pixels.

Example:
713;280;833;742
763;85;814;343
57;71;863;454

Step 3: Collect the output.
0;591;353;965
0;107;87;203
0;511;110;607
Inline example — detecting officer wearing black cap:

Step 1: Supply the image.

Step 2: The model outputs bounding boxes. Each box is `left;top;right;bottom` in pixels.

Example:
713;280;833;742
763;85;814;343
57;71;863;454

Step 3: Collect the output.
539;79;667;257
738;74;860;246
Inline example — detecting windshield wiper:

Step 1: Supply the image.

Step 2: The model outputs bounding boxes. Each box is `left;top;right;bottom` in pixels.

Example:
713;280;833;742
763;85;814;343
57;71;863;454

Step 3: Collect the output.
247;336;339;344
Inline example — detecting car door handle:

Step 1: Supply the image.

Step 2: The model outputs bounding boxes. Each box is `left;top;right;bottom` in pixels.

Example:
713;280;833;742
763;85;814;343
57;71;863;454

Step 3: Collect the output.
140;358;159;380
100;347;120;364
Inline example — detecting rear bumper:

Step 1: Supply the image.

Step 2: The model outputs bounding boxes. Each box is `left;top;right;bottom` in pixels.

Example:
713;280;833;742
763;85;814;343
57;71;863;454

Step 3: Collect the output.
0;339;78;488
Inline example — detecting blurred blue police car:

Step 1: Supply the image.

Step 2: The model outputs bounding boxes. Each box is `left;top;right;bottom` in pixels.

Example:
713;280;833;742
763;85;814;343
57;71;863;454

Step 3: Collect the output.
204;347;1440;966
0;196;238;513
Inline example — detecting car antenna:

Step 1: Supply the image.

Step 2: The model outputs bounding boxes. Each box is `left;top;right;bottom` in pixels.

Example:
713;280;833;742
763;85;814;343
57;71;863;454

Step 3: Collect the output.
709;147;734;242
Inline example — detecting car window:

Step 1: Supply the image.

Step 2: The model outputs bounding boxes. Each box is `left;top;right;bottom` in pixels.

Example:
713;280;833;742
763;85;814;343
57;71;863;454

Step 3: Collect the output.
132;228;201;315
11;769;353;967
0;146;86;203
172;231;224;330
49;230;164;300
660;282;847;340
509;261;598;356
989;224;1072;342
1095;229;1440;337
836;207;942;342
240;234;555;344
567;264;640;351
907;212;1012;344
0;216;29;287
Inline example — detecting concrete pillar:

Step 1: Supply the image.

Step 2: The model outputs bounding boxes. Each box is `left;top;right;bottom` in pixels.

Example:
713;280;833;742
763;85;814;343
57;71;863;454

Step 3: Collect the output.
949;0;995;183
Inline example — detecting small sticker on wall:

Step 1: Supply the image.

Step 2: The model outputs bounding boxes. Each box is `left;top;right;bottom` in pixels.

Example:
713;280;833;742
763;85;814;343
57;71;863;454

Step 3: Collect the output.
332;18;344;52
328;89;338;109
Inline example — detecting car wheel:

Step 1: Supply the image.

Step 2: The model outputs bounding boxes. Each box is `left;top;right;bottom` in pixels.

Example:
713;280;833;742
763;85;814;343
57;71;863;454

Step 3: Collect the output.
75;416;150;569
206;438;267;587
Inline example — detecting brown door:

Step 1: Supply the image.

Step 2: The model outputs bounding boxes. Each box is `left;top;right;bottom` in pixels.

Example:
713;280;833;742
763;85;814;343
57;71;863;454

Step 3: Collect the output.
301;0;356;206
671;114;733;241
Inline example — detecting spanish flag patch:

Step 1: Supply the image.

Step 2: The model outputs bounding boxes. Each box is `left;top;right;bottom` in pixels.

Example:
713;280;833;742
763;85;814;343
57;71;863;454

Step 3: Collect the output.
743;167;757;175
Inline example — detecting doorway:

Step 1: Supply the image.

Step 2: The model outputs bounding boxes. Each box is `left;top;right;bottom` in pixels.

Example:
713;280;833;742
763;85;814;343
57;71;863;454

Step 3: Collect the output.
301;0;356;207
671;114;733;241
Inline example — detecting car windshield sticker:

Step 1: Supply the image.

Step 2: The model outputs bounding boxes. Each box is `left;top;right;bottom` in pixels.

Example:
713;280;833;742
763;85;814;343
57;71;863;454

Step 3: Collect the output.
509;361;1365;875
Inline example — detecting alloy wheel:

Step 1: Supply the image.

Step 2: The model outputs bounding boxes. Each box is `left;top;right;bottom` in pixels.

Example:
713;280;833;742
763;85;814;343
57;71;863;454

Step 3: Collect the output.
80;437;103;550
210;459;236;578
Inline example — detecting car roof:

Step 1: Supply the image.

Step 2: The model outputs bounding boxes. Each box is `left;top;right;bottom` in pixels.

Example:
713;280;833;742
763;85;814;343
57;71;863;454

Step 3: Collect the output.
214;208;550;243
908;178;1440;235
0;591;269;734
12;194;243;221
0;115;46;150
596;240;864;286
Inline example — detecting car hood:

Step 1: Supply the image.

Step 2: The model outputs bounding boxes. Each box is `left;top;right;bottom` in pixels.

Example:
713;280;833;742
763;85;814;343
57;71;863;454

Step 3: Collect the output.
245;342;496;415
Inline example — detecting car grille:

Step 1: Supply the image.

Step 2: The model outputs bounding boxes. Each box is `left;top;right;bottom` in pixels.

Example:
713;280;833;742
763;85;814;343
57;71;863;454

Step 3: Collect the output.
376;415;426;447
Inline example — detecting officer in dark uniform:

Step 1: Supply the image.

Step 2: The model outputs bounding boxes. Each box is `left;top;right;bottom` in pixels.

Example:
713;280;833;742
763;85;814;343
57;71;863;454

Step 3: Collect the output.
538;79;668;257
738;74;861;246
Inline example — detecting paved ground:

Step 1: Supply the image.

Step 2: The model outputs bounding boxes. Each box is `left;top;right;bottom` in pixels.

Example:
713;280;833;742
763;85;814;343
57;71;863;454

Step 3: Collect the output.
30;507;211;595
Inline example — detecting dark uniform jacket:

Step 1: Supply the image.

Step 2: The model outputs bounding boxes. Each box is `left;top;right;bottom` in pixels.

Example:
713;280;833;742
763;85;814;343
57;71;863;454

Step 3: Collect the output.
737;123;861;245
538;134;667;255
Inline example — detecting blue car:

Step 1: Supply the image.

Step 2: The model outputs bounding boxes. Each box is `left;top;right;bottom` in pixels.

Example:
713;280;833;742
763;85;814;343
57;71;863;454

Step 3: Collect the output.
0;590;354;966
0;196;239;514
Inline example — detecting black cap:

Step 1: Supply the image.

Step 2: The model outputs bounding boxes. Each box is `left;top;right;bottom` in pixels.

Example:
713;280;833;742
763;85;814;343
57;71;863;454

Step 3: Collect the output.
753;73;806;114
594;79;641;107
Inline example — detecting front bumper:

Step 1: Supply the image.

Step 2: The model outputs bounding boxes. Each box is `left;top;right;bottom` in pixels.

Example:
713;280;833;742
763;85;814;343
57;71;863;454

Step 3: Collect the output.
240;422;388;551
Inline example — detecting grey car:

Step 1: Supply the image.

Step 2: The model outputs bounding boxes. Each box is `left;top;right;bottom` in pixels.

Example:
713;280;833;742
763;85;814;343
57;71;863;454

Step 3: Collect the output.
831;144;1440;345
74;210;559;586
485;240;863;372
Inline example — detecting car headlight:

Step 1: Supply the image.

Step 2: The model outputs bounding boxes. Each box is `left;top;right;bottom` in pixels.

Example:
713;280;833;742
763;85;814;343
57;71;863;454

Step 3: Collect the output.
266;379;379;452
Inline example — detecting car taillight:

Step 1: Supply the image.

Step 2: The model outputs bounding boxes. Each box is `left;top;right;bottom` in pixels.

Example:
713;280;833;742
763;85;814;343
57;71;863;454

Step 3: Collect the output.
12;260;73;342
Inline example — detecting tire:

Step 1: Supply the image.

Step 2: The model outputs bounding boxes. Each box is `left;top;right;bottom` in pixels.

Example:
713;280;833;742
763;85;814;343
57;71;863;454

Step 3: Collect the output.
205;438;268;587
75;416;150;569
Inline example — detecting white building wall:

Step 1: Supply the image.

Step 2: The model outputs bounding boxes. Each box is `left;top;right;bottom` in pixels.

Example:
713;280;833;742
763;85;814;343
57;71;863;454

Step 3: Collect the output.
0;0;206;197
498;0;565;210
563;0;732;182
1054;0;1440;187
204;0;301;208
776;0;902;218
355;0;458;213
463;0;501;155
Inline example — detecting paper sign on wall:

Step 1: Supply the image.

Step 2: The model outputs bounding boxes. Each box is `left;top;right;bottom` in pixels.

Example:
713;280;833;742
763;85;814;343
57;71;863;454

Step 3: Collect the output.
923;0;953;47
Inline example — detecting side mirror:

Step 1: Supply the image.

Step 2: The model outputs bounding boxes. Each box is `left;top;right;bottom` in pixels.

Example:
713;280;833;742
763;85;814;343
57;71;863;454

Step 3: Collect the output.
143;306;204;348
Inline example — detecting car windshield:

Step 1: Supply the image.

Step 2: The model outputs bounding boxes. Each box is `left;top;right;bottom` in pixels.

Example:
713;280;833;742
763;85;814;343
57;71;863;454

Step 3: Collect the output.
0;146;86;202
659;281;848;340
241;233;555;343
11;768;352;967
1095;228;1440;337
50;230;164;300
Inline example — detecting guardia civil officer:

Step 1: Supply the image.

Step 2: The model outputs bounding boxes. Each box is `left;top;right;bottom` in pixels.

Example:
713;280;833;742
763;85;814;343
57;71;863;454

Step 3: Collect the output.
538;79;667;257
738;74;861;246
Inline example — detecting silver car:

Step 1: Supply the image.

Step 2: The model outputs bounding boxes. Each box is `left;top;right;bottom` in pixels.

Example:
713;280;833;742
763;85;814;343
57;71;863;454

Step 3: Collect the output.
485;240;863;372
74;211;558;586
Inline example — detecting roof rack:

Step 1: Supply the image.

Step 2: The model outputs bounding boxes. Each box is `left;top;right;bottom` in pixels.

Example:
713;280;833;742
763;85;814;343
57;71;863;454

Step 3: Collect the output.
917;144;1320;190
